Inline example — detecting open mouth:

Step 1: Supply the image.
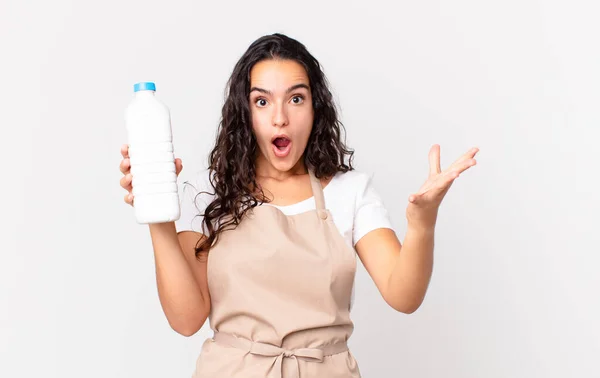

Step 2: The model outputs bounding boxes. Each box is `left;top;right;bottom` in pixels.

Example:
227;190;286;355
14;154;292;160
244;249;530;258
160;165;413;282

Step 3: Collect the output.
272;136;292;158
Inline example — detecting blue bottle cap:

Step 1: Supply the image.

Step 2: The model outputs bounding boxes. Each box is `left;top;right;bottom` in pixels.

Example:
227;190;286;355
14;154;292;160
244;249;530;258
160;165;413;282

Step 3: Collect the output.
134;82;156;92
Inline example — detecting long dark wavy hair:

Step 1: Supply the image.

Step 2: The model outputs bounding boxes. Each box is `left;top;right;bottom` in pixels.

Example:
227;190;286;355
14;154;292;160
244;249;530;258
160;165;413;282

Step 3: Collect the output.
193;33;354;257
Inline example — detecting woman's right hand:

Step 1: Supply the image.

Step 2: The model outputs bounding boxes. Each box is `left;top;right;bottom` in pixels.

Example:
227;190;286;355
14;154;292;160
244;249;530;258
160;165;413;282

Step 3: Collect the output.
119;144;183;206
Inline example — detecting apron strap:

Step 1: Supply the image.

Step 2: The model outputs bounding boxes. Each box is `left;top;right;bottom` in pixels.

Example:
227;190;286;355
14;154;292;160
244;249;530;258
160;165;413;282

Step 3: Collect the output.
308;169;328;220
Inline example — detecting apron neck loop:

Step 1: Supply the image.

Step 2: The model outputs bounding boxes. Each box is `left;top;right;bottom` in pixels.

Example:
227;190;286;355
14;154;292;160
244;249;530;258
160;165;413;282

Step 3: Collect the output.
308;168;328;220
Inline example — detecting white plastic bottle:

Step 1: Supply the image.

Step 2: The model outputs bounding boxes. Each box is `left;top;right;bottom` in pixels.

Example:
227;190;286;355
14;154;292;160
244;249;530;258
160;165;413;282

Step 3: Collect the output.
125;82;180;224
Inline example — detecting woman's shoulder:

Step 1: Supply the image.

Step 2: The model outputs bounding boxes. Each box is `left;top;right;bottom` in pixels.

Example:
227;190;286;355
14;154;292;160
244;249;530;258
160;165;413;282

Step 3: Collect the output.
323;169;378;204
329;169;374;191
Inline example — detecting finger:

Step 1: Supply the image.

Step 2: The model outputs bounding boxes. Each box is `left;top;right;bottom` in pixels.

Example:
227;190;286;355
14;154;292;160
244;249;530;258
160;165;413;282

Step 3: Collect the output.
437;169;460;186
431;169;461;198
120;173;133;191
175;158;183;176
429;144;441;176
441;171;459;189
458;146;479;160
450;158;477;176
445;147;479;175
119;158;130;174
419;162;468;204
421;172;459;202
124;193;134;206
448;147;479;170
121;144;130;159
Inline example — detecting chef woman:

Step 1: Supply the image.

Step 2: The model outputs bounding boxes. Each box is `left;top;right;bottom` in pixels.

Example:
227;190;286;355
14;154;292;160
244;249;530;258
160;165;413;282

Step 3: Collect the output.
119;33;478;377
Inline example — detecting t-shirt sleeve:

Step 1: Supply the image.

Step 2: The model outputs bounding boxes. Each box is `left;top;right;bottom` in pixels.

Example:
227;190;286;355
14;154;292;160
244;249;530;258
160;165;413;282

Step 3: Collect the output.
174;169;215;234
352;172;394;246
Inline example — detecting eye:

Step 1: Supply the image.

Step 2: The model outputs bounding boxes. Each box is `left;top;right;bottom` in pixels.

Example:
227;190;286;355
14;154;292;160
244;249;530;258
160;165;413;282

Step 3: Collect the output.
255;98;268;107
291;95;304;104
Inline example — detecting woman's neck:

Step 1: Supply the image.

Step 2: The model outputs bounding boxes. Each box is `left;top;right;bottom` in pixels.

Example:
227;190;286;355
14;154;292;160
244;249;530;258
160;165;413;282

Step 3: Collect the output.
255;155;307;181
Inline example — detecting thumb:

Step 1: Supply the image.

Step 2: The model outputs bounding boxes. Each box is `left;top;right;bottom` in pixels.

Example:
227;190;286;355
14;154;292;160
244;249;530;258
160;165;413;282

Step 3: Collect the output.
408;193;422;205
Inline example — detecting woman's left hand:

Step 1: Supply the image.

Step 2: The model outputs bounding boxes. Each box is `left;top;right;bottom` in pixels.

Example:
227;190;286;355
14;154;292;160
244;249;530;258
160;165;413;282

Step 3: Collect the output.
406;145;479;229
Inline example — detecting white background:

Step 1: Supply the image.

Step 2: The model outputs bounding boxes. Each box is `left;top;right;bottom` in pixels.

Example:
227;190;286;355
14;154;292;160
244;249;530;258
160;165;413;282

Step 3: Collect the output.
1;0;598;377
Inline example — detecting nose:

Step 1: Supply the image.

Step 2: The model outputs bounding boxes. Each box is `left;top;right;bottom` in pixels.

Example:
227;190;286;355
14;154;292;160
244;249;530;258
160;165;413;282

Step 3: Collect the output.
272;102;289;127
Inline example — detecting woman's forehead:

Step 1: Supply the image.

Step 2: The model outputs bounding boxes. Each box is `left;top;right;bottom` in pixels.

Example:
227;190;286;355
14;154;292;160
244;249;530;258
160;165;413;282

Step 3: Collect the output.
250;59;309;89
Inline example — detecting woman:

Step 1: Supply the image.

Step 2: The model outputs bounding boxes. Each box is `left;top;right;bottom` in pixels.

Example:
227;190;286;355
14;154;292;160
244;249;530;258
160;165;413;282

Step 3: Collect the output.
119;33;478;377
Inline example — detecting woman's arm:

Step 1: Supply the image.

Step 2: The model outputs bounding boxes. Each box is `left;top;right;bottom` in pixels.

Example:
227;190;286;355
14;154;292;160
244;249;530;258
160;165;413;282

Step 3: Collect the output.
356;226;433;314
356;145;478;313
149;222;211;336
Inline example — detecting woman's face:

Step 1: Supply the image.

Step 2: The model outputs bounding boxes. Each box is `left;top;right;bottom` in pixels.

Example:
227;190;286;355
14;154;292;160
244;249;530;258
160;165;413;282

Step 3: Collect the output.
249;59;314;176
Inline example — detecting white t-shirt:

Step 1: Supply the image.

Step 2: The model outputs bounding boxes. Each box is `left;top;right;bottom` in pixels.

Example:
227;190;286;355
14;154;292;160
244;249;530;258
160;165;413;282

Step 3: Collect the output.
174;169;395;309
175;169;394;245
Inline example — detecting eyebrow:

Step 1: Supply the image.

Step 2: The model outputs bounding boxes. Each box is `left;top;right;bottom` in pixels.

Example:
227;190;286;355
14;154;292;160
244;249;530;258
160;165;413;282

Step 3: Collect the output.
249;83;310;96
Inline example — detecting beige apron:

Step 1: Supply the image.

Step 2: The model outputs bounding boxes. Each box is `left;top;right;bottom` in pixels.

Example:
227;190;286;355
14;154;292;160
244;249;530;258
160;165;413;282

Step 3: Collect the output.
192;169;361;378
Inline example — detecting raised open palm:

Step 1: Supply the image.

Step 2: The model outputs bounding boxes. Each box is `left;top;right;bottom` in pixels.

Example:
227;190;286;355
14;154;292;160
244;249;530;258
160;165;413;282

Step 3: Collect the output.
406;145;479;228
